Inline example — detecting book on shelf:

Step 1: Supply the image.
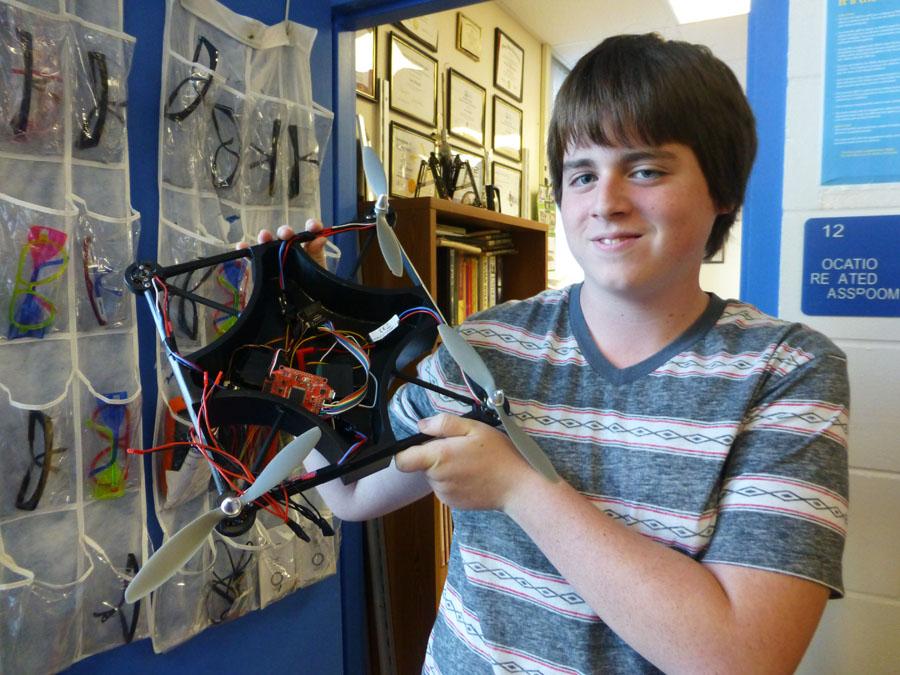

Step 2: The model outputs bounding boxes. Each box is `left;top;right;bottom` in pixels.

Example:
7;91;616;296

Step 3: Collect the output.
436;237;483;255
435;245;516;325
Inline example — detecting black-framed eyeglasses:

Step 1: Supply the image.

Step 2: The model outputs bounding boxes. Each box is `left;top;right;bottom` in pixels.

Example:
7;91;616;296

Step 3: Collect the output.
76;51;109;149
211;103;240;189
95;553;141;643
288;123;320;200
9;28;33;136
164;36;218;122
250;118;281;197
16;410;65;511
9;27;63;138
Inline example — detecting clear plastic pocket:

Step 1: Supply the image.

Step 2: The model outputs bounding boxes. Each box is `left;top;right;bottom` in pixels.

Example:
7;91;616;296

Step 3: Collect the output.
242;96;288;206
203;90;247;199
72;163;130;218
78;381;140;502
0;509;92;674
0;194;73;341
75;208;138;332
0;390;75;519
285;102;331;211
0;5;68;156
205;533;260;626
65;0;122;30
161;50;219;189
80;504;148;655
71;23;135;164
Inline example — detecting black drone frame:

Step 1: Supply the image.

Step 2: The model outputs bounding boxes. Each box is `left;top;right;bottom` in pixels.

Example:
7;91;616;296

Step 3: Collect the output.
126;229;498;537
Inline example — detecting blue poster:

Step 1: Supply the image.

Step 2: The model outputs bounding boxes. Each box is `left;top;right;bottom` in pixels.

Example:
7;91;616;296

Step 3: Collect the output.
803;215;900;316
821;0;900;185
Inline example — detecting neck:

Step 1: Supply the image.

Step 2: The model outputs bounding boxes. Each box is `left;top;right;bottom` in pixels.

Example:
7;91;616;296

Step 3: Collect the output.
578;283;710;369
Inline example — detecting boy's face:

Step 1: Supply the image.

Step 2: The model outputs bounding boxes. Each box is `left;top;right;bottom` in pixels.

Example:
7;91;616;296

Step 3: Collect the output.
559;140;726;306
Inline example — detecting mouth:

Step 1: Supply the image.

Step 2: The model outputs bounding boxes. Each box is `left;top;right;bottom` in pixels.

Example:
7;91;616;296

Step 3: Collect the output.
592;233;642;248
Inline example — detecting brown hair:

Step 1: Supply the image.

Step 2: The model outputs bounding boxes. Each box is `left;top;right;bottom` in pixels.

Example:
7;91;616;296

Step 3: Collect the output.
547;33;757;259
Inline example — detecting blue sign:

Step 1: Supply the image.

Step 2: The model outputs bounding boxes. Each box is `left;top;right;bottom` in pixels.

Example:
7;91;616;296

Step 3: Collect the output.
821;0;900;185
802;215;900;317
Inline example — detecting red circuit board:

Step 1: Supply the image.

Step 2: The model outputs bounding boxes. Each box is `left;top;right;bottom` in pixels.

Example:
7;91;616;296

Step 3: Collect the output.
263;366;334;414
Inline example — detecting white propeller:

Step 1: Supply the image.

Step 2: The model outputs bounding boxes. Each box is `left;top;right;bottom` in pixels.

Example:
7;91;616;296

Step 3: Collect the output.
125;427;322;603
437;324;559;482
357;115;404;277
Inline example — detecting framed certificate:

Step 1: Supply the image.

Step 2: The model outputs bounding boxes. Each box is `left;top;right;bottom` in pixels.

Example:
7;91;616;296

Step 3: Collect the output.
355;27;377;101
493;29;524;102
447;68;486;147
491;161;522;217
492;96;522;162
395;15;438;52
390;122;435;198
456;13;482;61
389;33;438;127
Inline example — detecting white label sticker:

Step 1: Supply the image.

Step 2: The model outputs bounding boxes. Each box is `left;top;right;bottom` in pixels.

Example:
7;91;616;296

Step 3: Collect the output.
369;314;400;341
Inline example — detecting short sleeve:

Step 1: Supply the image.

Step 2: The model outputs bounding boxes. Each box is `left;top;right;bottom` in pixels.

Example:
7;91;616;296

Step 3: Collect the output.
700;329;849;597
388;343;473;439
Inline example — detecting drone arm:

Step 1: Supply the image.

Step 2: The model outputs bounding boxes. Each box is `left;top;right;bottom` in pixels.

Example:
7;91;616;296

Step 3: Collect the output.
302;447;432;521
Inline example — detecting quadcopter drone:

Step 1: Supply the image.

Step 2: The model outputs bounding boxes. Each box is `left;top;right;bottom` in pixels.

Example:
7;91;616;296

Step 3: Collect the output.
123;119;558;603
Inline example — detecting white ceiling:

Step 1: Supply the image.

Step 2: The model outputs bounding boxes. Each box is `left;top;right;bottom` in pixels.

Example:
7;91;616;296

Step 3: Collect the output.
493;0;748;84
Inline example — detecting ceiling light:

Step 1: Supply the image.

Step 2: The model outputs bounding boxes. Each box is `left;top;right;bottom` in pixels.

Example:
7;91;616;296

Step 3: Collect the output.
667;0;750;24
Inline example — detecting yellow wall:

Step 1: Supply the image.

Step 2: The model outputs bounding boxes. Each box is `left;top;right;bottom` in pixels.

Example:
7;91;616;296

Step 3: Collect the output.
356;2;544;216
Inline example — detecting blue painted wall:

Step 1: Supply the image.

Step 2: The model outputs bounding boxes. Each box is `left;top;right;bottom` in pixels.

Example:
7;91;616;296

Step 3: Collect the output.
741;0;789;313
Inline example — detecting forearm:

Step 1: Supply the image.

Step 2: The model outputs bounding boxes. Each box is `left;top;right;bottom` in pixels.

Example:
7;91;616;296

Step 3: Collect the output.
304;449;433;521
505;472;821;674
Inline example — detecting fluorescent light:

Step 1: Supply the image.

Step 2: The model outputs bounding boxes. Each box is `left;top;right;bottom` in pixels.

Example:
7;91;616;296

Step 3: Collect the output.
667;0;750;24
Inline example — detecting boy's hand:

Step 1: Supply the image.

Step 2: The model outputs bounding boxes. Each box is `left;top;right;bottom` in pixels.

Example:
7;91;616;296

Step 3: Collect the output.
394;413;533;512
239;218;329;268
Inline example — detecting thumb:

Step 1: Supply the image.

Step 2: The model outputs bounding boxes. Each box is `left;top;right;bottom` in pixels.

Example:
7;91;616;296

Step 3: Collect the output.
394;443;438;474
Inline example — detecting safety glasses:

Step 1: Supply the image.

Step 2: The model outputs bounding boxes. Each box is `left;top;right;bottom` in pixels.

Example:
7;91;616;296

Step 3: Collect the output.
250;118;281;197
16;410;65;511
81;235;123;326
8;27;63;139
210;103;240;189
8;225;69;339
86;393;132;500
94;553;141;644
288;123;320;200
164;36;218;122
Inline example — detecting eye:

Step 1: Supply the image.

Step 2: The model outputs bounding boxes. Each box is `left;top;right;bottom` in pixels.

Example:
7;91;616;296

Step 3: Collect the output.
631;167;664;180
568;172;596;187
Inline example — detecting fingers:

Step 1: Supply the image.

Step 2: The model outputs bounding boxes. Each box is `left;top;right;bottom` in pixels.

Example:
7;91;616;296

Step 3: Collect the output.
394;444;438;474
417;413;469;438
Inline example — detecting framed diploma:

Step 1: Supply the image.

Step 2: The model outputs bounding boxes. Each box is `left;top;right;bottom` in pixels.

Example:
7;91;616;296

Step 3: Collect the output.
389;34;438;127
395;15;439;52
491;161;522;217
456;13;482;61
447;68;486;147
390;122;435;198
492;96;522;162
355;27;377;101
493;28;524;102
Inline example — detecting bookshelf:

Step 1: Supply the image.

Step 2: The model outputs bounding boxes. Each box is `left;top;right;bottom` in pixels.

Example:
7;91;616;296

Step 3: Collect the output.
360;197;548;674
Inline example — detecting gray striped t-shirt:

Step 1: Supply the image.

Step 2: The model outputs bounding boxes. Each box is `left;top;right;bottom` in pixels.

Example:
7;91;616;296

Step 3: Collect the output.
389;285;849;674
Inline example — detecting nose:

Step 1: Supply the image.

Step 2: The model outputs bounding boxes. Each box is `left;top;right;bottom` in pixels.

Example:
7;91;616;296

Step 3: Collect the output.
591;173;631;219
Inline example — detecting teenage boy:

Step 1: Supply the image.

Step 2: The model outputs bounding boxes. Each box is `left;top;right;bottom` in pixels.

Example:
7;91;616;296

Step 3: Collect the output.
264;33;848;674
